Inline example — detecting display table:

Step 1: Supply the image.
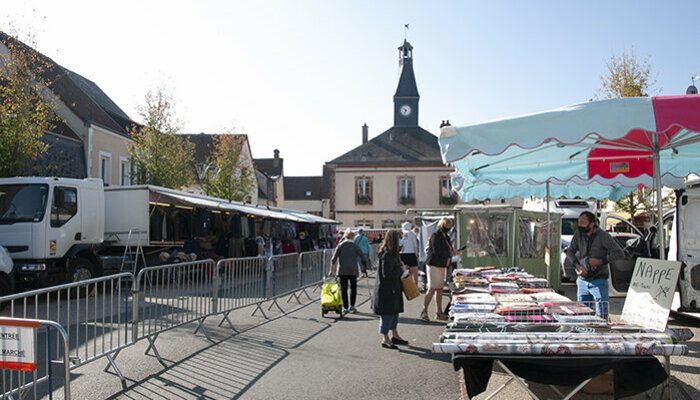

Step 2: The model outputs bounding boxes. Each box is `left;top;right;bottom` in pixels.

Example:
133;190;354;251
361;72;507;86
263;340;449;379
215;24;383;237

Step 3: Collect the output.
433;267;692;400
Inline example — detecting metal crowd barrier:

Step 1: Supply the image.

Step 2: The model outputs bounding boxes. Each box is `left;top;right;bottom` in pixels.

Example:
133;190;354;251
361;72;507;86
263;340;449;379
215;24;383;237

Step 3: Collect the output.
0;248;336;395
214;256;268;327
369;243;380;269
132;259;216;364
1;318;71;400
0;273;133;385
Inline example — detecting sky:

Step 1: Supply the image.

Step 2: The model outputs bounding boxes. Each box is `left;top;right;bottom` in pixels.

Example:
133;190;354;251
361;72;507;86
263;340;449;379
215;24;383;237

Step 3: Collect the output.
2;1;699;176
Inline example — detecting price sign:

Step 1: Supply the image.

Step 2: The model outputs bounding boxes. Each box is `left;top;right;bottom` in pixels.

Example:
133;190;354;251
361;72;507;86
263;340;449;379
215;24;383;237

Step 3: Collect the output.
0;319;39;371
621;258;682;332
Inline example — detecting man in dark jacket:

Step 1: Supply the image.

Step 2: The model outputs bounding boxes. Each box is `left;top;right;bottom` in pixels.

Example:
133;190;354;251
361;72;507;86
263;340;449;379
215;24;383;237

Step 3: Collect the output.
329;230;368;313
565;211;624;318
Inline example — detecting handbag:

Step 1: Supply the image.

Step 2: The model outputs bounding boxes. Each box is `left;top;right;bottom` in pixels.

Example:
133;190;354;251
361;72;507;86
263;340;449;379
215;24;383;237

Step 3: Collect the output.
401;270;420;300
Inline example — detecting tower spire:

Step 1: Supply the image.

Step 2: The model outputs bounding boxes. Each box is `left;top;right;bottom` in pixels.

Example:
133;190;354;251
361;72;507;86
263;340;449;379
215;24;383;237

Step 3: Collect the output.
393;38;419;127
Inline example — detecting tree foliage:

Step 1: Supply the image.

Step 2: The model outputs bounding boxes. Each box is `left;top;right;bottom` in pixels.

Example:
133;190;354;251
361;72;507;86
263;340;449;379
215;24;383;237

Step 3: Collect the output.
598;48;656;99
128;87;194;189
0;30;55;177
207;132;255;202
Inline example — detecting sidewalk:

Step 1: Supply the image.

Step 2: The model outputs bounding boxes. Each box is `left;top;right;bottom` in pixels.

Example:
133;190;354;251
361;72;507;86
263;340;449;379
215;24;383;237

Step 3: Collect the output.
65;274;460;400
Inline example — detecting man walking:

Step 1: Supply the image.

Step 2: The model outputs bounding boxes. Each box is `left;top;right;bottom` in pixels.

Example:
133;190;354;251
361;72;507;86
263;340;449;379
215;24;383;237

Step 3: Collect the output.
354;228;371;271
565;211;624;318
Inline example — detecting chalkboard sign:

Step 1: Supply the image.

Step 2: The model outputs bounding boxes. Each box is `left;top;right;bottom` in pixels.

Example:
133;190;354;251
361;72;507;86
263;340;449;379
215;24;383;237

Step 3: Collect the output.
621;257;682;331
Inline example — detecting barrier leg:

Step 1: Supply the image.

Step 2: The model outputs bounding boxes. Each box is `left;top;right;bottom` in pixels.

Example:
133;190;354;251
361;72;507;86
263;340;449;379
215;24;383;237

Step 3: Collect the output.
286;291;301;304
300;287;313;301
193;317;214;343
267;298;285;313
251;302;269;319
218;311;239;332
105;351;127;388
663;355;671;400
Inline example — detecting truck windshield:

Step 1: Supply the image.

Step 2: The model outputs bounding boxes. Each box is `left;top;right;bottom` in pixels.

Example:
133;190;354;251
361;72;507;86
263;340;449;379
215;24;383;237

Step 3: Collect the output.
561;218;578;235
0;184;49;223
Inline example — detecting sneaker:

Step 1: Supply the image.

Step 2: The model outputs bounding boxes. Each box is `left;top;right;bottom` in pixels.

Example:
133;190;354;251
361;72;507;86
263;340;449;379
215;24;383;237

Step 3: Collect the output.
341;308;349;314
348;306;358;313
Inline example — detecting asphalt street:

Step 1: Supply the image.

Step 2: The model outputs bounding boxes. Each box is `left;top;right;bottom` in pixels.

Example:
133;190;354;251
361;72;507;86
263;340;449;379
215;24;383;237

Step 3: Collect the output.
37;277;700;400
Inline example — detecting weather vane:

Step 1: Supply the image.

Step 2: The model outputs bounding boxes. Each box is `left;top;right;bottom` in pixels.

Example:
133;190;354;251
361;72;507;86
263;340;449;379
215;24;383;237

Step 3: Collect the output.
404;24;409;40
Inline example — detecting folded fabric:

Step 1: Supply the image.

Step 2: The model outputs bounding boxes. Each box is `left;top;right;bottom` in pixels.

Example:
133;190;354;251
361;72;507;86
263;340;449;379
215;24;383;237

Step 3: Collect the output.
453;293;497;305
489;275;519;282
553;314;606;323
518;278;549;288
451;303;497;312
545;302;595;315
451;312;506;323
494;293;534;303
527;314;554;323
489;282;520;294
520;288;555;294
530;292;572;304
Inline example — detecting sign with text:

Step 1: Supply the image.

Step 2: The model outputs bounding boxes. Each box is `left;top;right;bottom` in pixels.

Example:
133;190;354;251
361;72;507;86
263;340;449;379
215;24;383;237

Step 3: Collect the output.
0;320;38;371
621;257;682;331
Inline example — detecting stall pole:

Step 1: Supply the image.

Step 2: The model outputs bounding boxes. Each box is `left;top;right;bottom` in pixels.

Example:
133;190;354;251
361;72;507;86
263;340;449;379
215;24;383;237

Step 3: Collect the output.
653;141;666;260
546;180;551;283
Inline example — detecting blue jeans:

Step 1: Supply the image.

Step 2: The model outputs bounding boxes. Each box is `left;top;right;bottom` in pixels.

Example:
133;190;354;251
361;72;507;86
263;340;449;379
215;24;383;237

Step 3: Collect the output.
379;314;399;334
576;277;609;317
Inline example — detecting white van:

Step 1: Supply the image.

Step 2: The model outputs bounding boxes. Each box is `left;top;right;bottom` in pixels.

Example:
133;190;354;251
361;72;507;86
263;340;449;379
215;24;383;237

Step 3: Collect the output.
522;198;596;281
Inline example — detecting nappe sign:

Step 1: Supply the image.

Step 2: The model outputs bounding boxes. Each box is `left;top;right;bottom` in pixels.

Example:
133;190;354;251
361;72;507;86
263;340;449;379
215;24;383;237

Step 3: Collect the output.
0;320;38;371
621;258;682;332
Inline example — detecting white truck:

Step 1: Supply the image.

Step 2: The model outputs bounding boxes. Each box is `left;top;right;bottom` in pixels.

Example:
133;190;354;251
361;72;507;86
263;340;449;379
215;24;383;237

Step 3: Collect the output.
0;177;105;288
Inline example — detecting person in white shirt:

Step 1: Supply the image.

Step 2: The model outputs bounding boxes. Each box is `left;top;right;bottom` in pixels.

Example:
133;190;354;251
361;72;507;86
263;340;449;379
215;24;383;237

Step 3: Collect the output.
400;222;419;285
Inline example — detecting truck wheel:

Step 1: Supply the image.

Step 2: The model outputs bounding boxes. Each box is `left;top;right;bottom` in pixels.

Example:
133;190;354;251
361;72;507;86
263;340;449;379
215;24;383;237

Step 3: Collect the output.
70;258;95;282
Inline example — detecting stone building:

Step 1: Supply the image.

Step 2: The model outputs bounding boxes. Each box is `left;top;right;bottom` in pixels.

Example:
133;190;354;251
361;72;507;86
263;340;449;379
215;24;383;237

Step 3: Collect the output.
325;40;457;228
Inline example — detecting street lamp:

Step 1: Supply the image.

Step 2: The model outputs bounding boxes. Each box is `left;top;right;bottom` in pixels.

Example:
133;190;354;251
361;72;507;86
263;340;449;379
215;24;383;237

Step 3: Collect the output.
196;163;220;196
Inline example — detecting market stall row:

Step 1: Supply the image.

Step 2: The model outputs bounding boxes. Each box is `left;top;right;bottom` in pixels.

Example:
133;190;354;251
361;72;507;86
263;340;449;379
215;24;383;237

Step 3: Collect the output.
432;267;692;399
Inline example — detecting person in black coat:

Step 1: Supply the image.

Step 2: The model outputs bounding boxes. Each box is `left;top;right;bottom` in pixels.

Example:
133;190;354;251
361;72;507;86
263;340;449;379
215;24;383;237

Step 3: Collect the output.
372;229;409;349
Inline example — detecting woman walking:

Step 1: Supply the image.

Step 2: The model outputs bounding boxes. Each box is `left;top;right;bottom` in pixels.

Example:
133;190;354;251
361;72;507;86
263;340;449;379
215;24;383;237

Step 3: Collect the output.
420;218;458;322
329;229;368;314
372;230;409;349
400;222;419;285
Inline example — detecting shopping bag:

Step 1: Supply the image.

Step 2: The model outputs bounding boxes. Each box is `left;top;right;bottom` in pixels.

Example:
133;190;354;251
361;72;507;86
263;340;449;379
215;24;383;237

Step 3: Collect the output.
401;272;420;300
321;281;343;308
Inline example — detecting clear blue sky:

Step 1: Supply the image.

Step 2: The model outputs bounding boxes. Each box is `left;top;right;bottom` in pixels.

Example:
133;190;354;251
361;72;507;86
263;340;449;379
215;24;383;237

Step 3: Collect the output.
3;1;698;175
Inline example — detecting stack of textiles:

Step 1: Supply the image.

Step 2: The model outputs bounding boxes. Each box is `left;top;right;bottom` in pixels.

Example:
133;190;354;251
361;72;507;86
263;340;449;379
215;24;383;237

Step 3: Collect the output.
529;292;572;304
452;268;479;277
493;293;534;303
518;278;549;288
452;293;497;305
489;282;520;294
544;302;595;315
520;287;555;294
553;314;607;323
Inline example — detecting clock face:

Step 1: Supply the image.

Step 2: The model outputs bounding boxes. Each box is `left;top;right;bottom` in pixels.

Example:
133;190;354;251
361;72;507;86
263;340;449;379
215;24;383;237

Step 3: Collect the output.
400;104;412;116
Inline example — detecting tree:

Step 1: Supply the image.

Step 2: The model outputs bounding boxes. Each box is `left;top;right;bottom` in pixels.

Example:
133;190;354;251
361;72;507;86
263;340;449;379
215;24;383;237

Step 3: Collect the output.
207;132;255;202
598;47;656;99
0;30;55;177
128;87;194;189
598;49;663;217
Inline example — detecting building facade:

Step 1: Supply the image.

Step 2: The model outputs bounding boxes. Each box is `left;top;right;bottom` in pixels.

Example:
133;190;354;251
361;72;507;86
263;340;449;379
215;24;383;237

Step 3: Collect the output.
255;149;285;207
0;32;137;185
326;40;457;228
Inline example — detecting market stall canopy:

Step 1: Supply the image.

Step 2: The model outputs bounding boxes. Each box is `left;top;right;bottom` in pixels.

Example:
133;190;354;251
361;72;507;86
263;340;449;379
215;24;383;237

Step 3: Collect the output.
440;95;700;191
145;185;319;223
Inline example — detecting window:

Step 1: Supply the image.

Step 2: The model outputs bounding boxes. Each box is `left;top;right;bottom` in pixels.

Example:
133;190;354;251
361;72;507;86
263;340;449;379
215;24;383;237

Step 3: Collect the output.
99;152;112;186
355;220;373;228
355;177;373;205
120;157;130;186
398;177;414;205
51;187;78;228
440;176;457;205
464;214;509;257
382;220;396;228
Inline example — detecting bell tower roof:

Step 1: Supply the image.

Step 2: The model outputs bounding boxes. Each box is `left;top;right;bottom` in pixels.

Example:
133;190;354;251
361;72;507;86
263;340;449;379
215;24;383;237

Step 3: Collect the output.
394;40;419;98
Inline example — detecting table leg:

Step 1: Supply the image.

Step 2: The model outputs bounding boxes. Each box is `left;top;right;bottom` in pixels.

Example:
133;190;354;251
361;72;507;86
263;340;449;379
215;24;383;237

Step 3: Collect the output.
496;360;541;400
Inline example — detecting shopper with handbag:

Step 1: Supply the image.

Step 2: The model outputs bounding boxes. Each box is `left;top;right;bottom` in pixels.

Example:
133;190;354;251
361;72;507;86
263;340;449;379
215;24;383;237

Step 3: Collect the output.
420;218;459;322
372;230;409;349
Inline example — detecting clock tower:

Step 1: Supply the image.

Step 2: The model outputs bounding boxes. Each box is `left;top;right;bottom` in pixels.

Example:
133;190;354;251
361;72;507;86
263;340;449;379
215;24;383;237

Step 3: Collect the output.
393;40;419;127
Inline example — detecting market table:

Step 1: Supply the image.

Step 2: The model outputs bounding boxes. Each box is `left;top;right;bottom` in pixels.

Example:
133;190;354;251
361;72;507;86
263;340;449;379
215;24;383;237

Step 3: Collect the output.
432;267;692;400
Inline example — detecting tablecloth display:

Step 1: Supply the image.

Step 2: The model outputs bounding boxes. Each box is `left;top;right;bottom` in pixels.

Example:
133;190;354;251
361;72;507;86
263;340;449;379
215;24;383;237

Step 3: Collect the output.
433;267;692;399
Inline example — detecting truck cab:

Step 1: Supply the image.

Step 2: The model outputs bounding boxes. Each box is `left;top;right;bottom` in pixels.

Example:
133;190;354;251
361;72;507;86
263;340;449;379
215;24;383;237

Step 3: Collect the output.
673;181;700;311
0;177;104;288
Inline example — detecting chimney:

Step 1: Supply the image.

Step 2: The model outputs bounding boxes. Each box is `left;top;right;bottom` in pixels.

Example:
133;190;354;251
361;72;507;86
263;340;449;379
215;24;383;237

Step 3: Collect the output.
362;123;368;144
273;149;280;168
